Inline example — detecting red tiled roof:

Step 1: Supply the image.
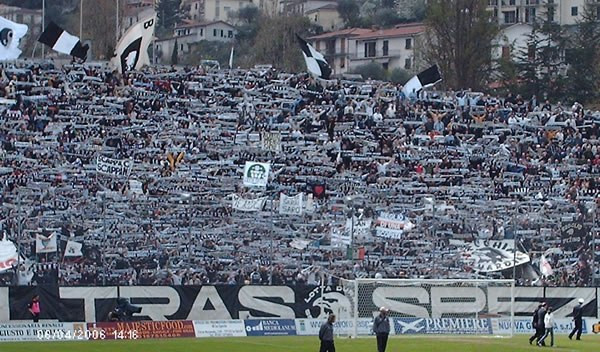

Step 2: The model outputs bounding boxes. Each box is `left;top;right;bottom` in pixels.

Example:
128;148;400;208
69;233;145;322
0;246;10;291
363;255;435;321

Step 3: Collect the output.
308;28;372;40
353;23;425;40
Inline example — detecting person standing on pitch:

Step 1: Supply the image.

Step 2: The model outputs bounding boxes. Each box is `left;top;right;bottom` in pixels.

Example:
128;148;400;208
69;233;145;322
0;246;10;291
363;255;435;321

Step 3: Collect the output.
319;314;336;352
569;298;584;340
529;303;542;345
373;307;390;352
27;295;41;322
538;306;554;347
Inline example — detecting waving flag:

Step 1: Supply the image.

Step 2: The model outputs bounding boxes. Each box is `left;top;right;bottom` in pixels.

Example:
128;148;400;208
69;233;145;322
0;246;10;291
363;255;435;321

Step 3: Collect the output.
38;22;88;60
0;16;28;60
36;233;57;254
111;13;156;73
540;254;553;277
402;64;442;96
64;240;83;257
296;34;331;80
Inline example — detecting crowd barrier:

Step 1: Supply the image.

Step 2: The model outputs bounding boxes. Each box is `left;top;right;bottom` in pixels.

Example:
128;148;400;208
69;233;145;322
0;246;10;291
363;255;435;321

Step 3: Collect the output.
1;318;599;341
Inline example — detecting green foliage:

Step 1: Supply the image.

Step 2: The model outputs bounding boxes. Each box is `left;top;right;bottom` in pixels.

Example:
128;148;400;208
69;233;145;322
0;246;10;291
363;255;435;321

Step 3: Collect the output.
156;0;182;36
424;0;499;90
389;68;412;84
351;62;387;81
185;41;232;66
337;0;361;27
564;6;600;105
171;39;179;65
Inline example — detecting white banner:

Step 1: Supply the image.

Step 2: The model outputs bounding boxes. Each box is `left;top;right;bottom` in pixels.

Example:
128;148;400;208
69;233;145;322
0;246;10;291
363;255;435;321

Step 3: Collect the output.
261;132;281;152
0;322;88;341
193;320;246;338
464;239;530;273
375;212;413;239
331;228;351;247
129;180;144;195
491;318;591;335
64;240;83;257
231;194;267;212
35;233;57;254
290;239;311;250
243;162;270;187
345;217;372;241
0;237;18;272
96;156;133;177
279;193;304;215
296;318;375;336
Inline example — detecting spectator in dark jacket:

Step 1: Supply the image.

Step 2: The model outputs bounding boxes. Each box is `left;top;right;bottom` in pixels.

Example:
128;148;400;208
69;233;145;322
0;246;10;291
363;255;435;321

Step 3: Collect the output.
373;307;390;352
569;298;584;340
319;314;336;352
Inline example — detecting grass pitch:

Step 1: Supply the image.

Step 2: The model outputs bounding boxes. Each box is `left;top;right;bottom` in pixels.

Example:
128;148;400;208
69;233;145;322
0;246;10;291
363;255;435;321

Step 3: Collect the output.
1;335;599;352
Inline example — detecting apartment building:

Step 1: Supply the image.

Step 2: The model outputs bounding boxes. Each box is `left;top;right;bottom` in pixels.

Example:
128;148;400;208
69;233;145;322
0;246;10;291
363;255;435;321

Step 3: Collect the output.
487;0;600;26
309;23;425;76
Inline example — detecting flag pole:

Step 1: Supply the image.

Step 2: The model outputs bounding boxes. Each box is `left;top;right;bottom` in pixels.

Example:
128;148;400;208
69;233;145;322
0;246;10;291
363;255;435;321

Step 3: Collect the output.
116;0;120;41
79;0;83;39
41;0;45;60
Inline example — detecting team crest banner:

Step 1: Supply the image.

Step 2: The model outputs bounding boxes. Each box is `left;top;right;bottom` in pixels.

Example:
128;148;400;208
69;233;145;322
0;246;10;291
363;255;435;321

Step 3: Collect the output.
243;162;270;187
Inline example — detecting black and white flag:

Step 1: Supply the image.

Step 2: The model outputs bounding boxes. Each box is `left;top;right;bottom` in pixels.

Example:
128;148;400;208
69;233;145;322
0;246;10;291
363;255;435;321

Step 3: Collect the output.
38;22;88;60
111;13;156;73
402;64;442;96
296;34;331;80
0;16;28;61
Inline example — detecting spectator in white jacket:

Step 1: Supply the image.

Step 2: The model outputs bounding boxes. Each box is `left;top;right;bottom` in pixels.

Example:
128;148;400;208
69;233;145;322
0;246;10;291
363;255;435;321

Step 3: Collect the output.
538;306;554;347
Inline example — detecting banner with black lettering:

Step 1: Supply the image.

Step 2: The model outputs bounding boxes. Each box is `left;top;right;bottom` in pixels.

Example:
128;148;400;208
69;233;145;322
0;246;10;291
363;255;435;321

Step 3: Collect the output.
96;156;133;177
1;285;597;323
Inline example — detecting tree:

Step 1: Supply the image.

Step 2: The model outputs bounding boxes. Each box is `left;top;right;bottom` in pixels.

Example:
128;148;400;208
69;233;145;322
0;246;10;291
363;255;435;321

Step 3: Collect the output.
351;62;387;81
338;0;361;27
172;39;179;65
424;0;499;90
565;5;600;105
515;17;568;100
157;0;182;36
389;68;412;84
249;15;315;72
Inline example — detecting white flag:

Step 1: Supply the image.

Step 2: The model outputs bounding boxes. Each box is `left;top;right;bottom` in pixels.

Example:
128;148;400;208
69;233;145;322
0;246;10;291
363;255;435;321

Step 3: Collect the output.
331;228;351;247
243;162;270;187
36;233;57;253
0;16;28;61
111;13;156;73
231;194;267;212
540;254;553;277
0;235;19;272
64;240;83;257
279;193;304;215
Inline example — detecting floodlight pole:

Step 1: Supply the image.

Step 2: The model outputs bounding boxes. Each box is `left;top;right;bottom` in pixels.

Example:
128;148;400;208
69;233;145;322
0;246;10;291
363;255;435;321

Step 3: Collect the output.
42;0;45;60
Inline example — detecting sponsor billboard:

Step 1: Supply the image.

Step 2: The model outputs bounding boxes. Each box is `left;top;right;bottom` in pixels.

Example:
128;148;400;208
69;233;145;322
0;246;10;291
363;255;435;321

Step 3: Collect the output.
491;318;588;335
393;318;492;335
87;321;195;340
194;320;246;338
0;322;87;341
244;319;297;336
295;318;374;336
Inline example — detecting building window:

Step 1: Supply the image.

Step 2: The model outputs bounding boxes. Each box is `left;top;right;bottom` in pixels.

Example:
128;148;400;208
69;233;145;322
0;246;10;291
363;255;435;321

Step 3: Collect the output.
221;29;224;37
503;11;516;24
340;57;345;68
180;44;184;51
200;28;203;36
364;42;376;58
382;62;389;70
405;38;412;50
213;29;217;37
528;45;536;61
525;7;536;22
502;46;510;59
404;58;411;70
228;30;233;38
195;2;198;9
547;7;555;22
383;40;389;56
571;6;578;16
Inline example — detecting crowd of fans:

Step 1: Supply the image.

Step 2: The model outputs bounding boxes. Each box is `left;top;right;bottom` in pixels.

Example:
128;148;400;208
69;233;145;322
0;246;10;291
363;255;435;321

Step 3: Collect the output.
0;60;598;287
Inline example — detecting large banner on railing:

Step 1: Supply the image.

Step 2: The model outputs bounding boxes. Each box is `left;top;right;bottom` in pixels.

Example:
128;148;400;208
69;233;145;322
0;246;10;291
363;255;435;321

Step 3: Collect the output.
0;285;598;323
